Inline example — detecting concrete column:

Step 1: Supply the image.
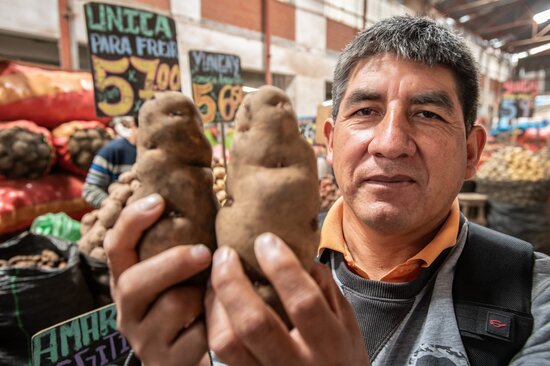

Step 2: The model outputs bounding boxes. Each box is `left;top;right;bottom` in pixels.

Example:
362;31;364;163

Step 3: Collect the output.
295;0;326;51
288;75;326;117
171;0;200;21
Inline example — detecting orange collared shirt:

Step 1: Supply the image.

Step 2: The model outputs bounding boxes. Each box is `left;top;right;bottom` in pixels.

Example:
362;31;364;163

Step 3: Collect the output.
319;197;460;283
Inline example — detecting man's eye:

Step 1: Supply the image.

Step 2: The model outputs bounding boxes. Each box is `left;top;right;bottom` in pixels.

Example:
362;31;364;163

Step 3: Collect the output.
354;108;376;117
418;111;441;120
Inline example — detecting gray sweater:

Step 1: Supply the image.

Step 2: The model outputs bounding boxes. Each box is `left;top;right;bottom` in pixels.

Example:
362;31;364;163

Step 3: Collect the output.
325;220;550;365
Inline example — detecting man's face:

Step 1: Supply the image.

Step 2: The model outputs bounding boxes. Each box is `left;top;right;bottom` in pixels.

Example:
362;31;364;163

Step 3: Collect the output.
326;54;483;234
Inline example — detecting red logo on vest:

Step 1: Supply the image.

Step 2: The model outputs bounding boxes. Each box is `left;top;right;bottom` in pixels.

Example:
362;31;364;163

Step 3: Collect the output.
489;319;507;328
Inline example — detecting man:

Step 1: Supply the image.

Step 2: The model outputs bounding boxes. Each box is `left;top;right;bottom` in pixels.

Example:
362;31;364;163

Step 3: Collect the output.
82;116;137;208
105;16;550;365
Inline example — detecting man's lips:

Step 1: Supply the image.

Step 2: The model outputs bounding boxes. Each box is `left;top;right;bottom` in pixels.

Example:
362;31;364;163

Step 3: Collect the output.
364;174;416;186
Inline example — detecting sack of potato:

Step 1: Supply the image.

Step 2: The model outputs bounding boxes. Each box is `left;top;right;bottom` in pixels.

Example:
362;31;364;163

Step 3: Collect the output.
0;173;91;235
0;232;93;365
0;120;56;180
476;145;550;206
216;85;320;326
0;60;110;128
52;121;114;177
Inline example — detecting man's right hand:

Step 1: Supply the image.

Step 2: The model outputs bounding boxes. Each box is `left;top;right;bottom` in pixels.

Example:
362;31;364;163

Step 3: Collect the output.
104;194;212;366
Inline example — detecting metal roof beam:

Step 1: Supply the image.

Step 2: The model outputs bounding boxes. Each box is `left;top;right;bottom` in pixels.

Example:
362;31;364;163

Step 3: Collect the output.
535;23;550;38
506;35;550;50
479;18;532;34
449;0;520;14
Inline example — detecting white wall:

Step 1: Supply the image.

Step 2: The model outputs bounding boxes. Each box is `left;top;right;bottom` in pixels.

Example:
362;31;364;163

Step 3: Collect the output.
0;0;59;38
171;0;200;21
295;2;326;51
289;75;326;116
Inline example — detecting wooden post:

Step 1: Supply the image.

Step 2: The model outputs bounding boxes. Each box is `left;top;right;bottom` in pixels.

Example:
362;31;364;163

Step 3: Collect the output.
220;122;227;171
263;0;272;85
58;0;78;70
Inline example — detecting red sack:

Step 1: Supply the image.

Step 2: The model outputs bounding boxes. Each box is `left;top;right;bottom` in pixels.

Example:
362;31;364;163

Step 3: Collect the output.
0;174;92;234
0;61;110;128
52;121;114;177
0;120;56;180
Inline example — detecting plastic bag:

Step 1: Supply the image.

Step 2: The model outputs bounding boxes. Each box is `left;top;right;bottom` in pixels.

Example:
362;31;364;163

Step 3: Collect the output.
79;253;112;308
0;232;93;365
30;212;81;243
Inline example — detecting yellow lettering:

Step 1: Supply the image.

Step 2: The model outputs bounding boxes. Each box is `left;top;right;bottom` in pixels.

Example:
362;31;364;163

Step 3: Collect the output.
193;83;216;123
92;55;133;116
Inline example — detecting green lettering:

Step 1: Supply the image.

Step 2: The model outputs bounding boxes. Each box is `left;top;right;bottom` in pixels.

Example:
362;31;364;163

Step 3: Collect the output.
86;3;105;31
59;319;82;358
140;12;154;37
125;9;141;34
106;5;123;33
99;304;118;337
33;328;58;364
80;312;100;346
155;16;173;38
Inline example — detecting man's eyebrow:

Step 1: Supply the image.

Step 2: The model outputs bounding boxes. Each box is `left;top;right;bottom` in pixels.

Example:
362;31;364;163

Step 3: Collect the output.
345;89;383;107
410;91;456;113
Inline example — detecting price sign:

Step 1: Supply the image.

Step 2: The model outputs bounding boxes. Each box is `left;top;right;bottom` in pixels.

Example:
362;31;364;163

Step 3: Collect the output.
189;50;243;123
32;304;131;366
84;2;180;117
498;79;538;128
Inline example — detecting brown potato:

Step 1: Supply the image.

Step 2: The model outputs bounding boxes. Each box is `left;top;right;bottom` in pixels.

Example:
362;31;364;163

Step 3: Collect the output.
97;199;123;229
130;92;218;284
216;85;320;325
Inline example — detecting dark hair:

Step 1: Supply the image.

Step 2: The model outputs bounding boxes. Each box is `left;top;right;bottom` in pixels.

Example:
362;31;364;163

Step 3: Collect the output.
331;16;479;133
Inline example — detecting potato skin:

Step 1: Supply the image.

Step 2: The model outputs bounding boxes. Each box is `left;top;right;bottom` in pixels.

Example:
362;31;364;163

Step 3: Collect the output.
216;85;320;322
130;92;218;281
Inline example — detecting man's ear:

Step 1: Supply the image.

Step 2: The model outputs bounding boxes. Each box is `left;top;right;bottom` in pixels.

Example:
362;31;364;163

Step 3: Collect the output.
323;118;335;165
464;125;487;180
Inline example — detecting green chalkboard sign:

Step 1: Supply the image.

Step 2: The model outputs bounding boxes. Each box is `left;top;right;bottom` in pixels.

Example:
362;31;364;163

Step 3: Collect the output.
189;50;243;123
84;2;181;117
32;304;130;366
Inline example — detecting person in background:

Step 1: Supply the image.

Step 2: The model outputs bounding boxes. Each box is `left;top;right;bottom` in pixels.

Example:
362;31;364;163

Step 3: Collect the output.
104;16;550;366
82;116;137;208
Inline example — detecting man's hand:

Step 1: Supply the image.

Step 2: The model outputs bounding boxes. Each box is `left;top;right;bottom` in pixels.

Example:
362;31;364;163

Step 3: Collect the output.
104;194;211;366
206;233;371;366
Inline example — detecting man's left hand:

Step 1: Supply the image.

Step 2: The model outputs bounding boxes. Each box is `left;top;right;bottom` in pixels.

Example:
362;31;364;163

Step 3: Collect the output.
206;233;371;366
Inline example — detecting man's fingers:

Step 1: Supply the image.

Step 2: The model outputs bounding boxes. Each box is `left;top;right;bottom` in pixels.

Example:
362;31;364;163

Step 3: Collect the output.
205;288;260;366
210;246;299;365
254;233;341;346
140;285;205;345
104;193;165;282
309;262;359;329
168;321;209;365
136;319;209;366
116;244;211;328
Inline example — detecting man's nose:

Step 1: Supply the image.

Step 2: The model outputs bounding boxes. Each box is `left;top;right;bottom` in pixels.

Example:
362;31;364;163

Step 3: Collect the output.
367;108;416;159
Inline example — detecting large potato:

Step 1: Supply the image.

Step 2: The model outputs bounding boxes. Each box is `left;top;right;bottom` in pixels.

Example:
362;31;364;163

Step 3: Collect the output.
216;85;320;324
129;92;218;284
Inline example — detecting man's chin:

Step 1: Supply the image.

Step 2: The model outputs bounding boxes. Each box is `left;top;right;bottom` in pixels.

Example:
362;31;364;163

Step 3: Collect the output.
356;205;414;234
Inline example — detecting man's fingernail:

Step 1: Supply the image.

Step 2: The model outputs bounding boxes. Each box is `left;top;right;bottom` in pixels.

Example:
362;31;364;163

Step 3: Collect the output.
255;232;280;260
138;194;161;210
190;244;211;263
213;246;231;267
